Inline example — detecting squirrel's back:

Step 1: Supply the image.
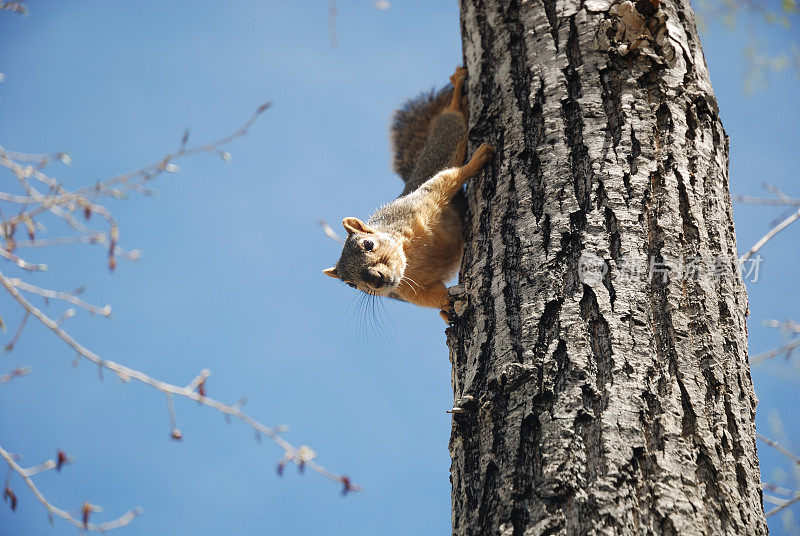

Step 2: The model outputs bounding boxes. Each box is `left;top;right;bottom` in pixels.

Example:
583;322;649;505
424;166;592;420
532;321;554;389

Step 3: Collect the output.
391;86;466;194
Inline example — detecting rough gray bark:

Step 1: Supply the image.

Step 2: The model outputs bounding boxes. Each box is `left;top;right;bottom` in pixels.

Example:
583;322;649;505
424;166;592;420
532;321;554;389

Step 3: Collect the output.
448;0;768;534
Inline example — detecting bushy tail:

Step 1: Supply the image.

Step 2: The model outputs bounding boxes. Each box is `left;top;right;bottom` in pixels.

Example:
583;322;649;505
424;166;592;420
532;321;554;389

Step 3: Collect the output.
390;86;454;183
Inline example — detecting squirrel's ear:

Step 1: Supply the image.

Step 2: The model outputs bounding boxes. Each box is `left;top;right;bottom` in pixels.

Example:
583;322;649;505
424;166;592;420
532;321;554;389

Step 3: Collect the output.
323;267;340;279
342;217;375;236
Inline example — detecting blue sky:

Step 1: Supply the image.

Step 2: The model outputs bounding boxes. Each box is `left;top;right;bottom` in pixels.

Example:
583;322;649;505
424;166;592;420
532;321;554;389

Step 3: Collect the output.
0;1;798;535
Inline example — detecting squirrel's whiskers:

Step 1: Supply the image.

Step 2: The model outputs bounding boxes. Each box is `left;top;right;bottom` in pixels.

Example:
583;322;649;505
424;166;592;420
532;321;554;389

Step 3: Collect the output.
344;284;395;342
401;276;421;295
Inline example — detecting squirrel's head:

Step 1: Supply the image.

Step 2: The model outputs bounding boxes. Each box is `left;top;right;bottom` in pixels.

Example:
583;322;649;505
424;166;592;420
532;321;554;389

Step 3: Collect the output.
323;217;406;294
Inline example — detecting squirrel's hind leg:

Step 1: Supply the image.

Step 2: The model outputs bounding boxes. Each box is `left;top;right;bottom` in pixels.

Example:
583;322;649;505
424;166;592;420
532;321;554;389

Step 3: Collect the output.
448;66;468;115
445;67;469;169
458;143;495;181
423;143;496;207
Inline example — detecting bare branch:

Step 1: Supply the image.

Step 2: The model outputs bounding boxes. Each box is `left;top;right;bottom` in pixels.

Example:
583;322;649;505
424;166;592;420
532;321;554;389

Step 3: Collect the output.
733;195;800;206
0;102;357;534
0;267;356;488
751;338;800;364
0;102;271;244
0;444;141;531
765;493;790;506
766;494;800;518
757;433;800;465
0;366;31;383
9;278;111;316
4;310;29;353
0;147;67;163
740;207;800;262
19;450;71;477
318;219;345;245
0;1;26;14
763;319;800;332
0;192;39;204
9;234;101;247
764;483;799;497
73;101;271;197
0;246;47;271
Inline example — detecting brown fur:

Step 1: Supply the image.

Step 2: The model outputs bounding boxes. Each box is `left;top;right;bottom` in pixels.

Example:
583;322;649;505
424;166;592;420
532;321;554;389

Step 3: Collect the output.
324;67;494;323
390;77;467;184
393;143;495;310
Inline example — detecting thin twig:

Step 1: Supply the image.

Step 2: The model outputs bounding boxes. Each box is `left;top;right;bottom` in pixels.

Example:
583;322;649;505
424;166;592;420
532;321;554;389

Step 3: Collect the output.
0;1;27;14
0;246;47;271
764;483;799;496
763;319;800;332
0;366;31;383
318;219;345;245
9;278;111;316
74;102;271;197
740;207;800;262
757;433;800;465
733;195;800;206
0;192;38;204
757;433;800;517
9;235;102;248
751;338;800;364
766;494;800;518
765;493;790;506
4;310;29;352
0;103;270;242
0;443;141;532
0;148;65;163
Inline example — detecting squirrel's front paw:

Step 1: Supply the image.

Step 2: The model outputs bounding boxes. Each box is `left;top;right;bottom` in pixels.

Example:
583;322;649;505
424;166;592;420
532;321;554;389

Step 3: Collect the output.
439;302;456;325
440;309;454;325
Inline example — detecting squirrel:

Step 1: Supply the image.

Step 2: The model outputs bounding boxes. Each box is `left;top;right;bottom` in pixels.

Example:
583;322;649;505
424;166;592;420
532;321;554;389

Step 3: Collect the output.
323;66;495;323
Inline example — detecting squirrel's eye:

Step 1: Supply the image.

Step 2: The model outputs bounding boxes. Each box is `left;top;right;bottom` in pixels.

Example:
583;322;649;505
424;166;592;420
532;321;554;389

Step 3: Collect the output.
347;282;357;289
363;240;374;251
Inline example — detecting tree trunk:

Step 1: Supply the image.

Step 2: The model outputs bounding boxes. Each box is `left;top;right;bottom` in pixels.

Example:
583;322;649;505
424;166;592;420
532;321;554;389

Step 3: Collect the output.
448;0;768;534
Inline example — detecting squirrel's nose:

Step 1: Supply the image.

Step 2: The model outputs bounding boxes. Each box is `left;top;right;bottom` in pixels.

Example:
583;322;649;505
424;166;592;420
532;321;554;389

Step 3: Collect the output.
361;269;385;288
365;270;385;288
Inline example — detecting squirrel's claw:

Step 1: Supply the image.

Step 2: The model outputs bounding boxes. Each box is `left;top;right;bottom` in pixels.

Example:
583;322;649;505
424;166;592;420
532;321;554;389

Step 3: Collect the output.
440;302;456;325
474;143;496;162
